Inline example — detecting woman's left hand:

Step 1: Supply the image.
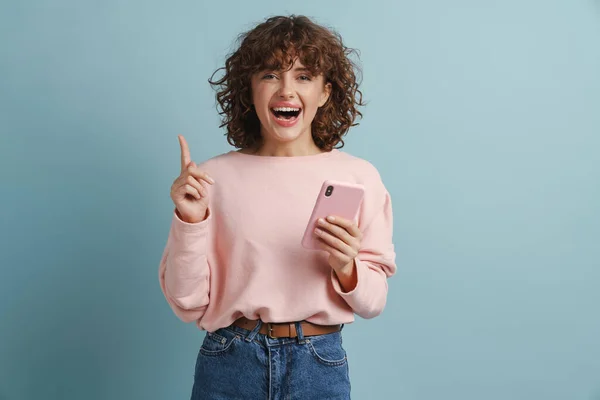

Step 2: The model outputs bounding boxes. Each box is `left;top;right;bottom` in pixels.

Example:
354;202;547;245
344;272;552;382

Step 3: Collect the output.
314;215;362;273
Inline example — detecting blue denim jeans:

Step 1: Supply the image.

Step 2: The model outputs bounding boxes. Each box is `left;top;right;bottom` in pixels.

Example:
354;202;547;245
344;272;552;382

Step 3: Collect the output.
191;320;351;399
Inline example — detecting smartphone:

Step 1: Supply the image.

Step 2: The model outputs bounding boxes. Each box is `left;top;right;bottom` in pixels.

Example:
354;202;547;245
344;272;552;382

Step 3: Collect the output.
301;180;365;250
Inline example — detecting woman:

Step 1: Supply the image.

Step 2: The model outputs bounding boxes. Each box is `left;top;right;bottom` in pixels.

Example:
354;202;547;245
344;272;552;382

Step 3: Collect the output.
159;14;397;399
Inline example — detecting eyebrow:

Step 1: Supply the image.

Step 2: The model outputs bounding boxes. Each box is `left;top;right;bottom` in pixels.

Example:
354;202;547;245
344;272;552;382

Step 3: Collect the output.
263;66;311;73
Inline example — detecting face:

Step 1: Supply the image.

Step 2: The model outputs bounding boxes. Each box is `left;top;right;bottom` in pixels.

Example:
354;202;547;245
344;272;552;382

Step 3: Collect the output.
250;58;332;147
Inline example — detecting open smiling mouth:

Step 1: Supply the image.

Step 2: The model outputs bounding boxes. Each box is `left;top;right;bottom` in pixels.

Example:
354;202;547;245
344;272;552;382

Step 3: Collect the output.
270;107;302;121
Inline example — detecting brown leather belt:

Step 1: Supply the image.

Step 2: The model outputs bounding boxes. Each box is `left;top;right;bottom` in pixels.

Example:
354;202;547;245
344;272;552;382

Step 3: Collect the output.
232;317;341;339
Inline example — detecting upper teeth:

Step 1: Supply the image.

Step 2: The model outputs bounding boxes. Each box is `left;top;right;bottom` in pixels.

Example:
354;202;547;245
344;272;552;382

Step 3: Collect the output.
272;107;300;112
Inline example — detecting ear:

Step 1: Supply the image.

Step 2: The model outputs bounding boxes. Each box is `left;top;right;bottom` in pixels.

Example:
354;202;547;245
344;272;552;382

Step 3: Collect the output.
318;82;332;107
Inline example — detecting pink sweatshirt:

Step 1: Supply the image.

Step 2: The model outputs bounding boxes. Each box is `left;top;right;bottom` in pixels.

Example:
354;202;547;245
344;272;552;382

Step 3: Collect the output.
158;148;397;332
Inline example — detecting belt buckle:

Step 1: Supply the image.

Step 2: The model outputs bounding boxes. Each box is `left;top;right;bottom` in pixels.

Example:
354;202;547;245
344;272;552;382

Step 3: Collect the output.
267;323;275;339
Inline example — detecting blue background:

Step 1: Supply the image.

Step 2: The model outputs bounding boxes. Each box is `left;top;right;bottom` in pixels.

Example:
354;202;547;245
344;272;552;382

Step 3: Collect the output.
1;1;599;399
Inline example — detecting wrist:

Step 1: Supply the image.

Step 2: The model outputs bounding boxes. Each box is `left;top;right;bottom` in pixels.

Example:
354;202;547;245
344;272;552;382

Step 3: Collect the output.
176;208;208;224
334;259;358;293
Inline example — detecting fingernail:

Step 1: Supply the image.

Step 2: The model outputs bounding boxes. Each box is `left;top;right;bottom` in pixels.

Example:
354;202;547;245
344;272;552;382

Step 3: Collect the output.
327;216;335;222
208;176;215;184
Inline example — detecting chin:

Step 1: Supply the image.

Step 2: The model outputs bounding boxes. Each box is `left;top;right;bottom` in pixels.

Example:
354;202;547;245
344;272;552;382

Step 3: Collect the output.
269;126;306;141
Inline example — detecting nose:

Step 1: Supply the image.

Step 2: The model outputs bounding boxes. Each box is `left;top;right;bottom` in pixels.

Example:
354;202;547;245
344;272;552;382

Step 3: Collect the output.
278;87;294;99
278;77;295;99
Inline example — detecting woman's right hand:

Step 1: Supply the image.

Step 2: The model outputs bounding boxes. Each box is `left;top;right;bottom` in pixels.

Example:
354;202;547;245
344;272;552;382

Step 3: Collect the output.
170;135;215;223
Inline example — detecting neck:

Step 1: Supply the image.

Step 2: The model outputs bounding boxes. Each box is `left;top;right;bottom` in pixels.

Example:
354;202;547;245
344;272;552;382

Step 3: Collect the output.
245;140;325;157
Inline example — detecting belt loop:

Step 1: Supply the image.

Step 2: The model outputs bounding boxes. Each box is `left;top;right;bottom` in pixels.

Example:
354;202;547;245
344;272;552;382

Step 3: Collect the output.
295;321;305;344
245;319;263;342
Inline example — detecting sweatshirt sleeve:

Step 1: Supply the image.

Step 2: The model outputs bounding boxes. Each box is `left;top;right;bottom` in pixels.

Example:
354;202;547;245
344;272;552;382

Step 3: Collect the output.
158;207;212;323
331;168;397;319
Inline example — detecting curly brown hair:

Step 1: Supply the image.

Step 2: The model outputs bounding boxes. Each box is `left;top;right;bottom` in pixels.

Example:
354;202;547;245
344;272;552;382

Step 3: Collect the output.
208;15;365;151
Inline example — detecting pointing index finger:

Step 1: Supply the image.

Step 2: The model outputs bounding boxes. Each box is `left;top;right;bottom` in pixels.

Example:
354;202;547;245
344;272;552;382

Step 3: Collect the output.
179;135;191;172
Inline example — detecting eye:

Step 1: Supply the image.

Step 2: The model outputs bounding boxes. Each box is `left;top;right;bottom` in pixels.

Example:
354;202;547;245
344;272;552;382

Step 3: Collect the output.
299;75;312;81
262;73;277;80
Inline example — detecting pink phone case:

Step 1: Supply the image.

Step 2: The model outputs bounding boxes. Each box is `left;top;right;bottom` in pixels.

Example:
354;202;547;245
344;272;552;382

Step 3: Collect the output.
301;180;365;250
